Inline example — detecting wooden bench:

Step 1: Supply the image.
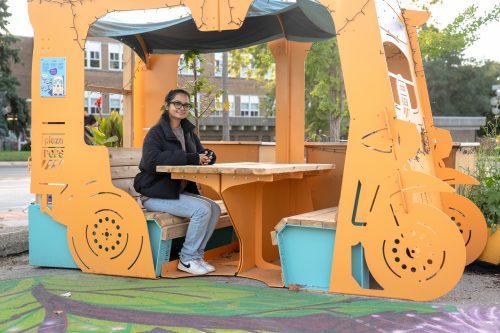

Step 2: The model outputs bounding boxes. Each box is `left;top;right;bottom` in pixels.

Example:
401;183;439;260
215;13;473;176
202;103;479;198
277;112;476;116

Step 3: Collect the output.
271;207;369;291
108;148;233;275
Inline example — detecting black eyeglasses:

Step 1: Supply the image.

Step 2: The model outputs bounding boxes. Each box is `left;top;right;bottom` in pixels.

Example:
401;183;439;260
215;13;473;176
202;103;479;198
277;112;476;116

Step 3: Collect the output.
169;101;193;111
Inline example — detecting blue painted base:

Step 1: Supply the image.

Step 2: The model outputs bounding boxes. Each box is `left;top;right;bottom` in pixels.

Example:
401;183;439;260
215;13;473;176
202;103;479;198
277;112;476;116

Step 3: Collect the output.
28;203;78;269
277;224;369;291
28;203;164;276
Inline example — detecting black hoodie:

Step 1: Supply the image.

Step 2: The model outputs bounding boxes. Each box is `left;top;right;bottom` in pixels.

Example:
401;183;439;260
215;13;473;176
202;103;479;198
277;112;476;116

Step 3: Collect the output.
134;114;216;199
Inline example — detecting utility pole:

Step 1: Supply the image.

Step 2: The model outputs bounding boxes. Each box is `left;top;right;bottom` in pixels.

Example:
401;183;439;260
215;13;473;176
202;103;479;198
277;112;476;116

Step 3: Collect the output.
222;52;230;141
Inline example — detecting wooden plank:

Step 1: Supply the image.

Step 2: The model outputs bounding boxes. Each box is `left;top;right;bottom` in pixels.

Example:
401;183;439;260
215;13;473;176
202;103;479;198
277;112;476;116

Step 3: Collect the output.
111;166;140;179
85;84;131;95
164;214;232;240
280;207;338;229
112;178;140;197
157;163;335;175
108;148;142;166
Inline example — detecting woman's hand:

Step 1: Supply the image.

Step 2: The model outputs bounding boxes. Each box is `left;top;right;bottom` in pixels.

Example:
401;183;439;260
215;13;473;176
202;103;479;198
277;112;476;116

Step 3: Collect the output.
199;152;212;165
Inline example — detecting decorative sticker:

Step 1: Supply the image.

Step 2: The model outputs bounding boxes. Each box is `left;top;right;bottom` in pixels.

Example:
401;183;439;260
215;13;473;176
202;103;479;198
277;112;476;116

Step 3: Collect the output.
40;58;66;97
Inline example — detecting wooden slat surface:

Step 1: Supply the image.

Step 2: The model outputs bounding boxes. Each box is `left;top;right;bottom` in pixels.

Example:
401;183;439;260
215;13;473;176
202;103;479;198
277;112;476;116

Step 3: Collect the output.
157;162;335;175
276;207;338;230
112;178;140;197
111;165;140;179
109;148;142;166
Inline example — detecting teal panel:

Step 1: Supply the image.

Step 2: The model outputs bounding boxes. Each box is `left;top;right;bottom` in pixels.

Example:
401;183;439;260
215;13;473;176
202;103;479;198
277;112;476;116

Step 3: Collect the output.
352;243;370;288
146;220;164;277
277;225;368;291
28;203;78;269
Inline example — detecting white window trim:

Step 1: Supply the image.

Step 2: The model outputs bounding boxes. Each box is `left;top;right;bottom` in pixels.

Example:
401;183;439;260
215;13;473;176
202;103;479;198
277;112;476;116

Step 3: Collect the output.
214;94;235;116
85;41;102;70
240;95;259;117
108;43;123;71
214;53;223;77
109;94;123;115
84;91;104;115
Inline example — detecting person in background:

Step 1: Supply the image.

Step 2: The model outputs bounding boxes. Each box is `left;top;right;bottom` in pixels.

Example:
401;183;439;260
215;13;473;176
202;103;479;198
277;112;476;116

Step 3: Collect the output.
84;114;97;145
134;88;219;275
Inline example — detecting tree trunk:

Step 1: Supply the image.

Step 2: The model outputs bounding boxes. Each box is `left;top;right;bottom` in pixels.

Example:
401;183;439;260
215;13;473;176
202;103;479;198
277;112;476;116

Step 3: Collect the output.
329;87;338;142
338;67;346;141
222;52;230;141
193;58;200;137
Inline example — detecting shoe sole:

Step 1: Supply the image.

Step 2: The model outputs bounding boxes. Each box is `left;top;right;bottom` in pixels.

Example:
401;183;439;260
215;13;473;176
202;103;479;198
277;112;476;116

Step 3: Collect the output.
177;264;208;275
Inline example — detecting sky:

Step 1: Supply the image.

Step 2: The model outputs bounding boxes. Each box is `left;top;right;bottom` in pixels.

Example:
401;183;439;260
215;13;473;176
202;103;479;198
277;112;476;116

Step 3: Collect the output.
5;0;500;62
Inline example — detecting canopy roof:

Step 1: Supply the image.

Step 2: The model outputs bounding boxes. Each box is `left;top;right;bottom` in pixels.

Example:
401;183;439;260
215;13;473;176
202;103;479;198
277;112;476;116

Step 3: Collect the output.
89;0;335;61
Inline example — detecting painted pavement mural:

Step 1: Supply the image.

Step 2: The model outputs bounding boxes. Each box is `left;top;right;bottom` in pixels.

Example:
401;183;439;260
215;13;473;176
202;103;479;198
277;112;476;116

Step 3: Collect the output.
0;274;498;332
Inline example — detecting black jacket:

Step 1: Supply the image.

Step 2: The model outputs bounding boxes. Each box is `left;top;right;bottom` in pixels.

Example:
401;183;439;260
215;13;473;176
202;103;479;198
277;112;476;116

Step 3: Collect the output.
134;114;216;199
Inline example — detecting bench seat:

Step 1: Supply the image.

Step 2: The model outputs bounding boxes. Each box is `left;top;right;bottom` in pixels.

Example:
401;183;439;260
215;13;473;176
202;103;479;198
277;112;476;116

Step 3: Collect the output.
272;206;368;291
108;148;235;277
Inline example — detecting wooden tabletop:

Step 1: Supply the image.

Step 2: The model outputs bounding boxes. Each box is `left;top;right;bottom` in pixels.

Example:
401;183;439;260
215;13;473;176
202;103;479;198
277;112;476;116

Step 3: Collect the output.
157;162;335;175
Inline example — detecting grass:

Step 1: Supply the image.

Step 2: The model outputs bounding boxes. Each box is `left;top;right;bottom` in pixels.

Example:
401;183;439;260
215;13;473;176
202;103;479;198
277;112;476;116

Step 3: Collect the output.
0;151;31;162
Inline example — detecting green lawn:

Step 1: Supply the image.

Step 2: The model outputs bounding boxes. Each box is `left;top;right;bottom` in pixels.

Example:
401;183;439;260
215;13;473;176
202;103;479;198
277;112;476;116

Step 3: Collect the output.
0;151;31;161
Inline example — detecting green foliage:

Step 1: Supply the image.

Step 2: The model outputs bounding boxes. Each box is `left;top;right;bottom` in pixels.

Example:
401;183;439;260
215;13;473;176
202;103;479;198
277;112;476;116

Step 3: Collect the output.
415;2;500;117
424;59;500;116
91;111;123;147
418;4;500;61
460;119;500;230
179;51;222;136
0;0;29;139
305;38;348;141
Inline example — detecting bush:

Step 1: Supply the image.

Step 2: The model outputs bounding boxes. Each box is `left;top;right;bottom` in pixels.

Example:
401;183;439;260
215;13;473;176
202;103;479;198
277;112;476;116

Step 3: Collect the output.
460;118;500;231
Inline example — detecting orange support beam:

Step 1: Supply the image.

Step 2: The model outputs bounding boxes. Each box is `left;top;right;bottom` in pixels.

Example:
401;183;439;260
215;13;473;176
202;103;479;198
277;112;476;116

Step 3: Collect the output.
269;39;311;163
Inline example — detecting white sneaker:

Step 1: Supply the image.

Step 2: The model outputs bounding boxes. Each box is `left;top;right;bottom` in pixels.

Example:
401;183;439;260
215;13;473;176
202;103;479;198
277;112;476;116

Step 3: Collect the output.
198;259;216;273
177;259;208;275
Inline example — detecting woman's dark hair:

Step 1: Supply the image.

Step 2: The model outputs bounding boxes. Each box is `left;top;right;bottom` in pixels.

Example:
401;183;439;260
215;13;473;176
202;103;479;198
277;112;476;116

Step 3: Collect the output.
164;88;191;104
84;114;97;126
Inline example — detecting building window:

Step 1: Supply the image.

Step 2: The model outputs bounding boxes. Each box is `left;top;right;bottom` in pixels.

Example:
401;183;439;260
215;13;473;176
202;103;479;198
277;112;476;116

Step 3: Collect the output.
85;41;101;69
108;43;123;71
213;95;235;116
84;91;103;115
214;53;223;77
240;95;259;117
109;94;123;114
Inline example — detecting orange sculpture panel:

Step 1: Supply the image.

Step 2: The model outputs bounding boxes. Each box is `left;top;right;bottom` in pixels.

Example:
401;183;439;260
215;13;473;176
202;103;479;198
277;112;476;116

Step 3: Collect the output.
28;0;486;300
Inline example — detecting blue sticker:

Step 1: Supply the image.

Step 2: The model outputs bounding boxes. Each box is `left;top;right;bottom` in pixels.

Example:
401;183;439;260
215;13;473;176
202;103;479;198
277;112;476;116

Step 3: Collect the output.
41;58;66;97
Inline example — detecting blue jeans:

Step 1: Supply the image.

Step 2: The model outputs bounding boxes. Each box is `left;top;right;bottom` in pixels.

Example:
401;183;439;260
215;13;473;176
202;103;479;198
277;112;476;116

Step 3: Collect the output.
143;193;221;262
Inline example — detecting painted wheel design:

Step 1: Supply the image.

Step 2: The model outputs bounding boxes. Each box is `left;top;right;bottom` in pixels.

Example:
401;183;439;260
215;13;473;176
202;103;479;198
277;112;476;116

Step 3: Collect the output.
441;193;488;265
66;190;152;277
364;204;465;300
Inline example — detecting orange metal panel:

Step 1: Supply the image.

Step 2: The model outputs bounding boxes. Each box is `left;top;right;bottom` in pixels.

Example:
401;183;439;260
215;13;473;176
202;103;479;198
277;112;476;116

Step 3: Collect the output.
27;0;226;279
322;0;466;301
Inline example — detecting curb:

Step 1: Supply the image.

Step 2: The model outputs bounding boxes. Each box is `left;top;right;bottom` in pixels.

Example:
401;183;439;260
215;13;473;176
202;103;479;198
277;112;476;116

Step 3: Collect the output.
0;227;28;257
0;161;29;167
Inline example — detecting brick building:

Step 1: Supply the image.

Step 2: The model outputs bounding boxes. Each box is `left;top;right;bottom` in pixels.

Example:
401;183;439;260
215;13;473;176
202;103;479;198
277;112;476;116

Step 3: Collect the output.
11;36;276;142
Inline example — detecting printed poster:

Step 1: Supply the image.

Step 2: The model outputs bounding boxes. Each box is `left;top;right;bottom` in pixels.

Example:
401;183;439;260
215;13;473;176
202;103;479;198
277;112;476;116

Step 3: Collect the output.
40;58;66;97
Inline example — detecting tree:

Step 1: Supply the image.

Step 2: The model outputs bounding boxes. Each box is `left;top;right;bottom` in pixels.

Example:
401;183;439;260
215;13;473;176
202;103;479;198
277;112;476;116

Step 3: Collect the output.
0;0;29;141
305;38;347;142
179;50;222;138
414;3;500;117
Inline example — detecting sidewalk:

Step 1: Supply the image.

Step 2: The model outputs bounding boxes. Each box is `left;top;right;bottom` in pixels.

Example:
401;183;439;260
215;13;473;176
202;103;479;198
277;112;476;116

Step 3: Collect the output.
0;209;28;257
0;161;29;167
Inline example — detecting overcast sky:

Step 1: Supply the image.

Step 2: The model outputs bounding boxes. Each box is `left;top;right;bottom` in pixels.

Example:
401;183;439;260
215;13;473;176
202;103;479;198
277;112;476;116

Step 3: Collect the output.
6;0;500;62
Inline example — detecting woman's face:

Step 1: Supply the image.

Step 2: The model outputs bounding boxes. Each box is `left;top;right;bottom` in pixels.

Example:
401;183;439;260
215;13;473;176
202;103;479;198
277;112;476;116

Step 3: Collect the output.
167;93;191;122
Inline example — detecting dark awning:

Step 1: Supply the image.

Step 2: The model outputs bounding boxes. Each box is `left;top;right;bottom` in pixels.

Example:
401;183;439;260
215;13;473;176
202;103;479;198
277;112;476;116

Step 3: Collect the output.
89;0;335;61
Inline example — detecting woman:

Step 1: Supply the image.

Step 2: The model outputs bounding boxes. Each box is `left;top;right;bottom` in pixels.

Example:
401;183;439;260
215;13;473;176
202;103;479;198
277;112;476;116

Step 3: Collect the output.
134;89;220;275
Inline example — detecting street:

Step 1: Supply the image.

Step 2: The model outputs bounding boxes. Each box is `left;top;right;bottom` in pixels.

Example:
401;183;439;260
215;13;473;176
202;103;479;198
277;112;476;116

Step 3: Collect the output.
0;165;33;212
